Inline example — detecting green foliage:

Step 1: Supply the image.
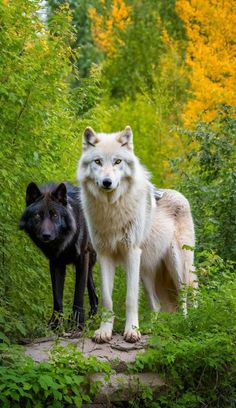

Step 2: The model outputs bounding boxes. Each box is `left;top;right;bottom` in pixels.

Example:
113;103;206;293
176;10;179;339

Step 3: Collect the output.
0;0;83;340
0;343;111;407
175;105;236;260
102;0;164;98
158;0;186;41
131;251;236;407
48;0;103;77
101;0;187;102
72;65;103;116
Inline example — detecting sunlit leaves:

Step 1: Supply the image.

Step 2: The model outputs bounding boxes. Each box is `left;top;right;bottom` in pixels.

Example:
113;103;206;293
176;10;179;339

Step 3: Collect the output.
176;0;236;125
89;0;132;56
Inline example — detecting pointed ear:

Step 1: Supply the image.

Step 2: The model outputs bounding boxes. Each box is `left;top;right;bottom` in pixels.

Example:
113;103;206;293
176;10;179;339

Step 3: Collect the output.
52;183;67;206
82;127;98;150
26;182;42;206
117;126;133;149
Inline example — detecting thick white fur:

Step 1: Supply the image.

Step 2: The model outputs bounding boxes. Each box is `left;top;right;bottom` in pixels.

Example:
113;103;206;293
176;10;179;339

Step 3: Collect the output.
77;127;197;343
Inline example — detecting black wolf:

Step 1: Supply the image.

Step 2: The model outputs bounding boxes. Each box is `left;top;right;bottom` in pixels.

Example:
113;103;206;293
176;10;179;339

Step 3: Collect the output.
20;182;98;329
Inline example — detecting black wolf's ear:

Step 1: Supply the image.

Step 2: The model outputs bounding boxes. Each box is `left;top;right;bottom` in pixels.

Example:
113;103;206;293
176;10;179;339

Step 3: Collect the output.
117;126;133;150
82;127;98;150
52;183;67;206
26;182;42;206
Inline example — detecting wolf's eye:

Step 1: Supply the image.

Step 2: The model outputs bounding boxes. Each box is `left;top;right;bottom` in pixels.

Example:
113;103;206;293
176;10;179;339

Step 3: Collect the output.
94;159;102;166
114;159;122;165
50;210;58;219
34;213;41;221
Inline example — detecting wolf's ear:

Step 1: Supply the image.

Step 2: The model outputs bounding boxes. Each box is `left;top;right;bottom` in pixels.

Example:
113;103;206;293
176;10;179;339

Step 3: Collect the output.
52;183;67;206
82;127;98;150
117;126;133;149
26;182;42;206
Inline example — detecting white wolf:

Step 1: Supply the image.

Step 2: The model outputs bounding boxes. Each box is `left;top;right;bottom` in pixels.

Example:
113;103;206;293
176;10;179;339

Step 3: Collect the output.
77;126;197;343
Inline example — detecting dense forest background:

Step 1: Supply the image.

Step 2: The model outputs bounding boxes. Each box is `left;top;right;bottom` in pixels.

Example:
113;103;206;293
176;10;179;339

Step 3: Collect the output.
0;0;235;406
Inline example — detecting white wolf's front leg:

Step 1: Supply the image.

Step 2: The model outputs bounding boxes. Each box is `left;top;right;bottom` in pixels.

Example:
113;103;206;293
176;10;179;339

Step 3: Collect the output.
93;255;115;343
123;247;141;343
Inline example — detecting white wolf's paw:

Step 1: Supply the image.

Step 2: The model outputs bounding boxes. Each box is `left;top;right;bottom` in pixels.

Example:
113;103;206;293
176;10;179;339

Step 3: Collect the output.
123;328;141;343
93;328;112;343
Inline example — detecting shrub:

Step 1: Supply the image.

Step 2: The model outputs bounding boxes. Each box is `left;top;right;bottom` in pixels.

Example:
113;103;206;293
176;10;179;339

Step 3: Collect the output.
0;0;82;341
132;251;236;407
0;342;111;407
174;105;236;260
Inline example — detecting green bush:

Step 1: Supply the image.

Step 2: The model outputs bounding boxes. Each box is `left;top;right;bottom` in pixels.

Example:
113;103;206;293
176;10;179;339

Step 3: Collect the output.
132;251;236;407
0;343;111;407
175;105;236;260
0;0;85;341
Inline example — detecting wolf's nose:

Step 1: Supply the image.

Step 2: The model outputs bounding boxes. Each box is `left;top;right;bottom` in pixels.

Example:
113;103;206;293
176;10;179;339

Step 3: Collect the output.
42;233;51;241
102;178;112;188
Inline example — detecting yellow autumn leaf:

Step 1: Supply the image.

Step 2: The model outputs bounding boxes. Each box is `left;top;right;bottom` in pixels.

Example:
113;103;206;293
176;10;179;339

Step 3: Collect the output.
176;0;236;125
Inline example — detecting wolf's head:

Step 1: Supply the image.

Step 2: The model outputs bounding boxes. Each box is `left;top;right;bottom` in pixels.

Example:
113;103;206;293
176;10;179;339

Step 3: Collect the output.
77;126;138;201
20;182;76;245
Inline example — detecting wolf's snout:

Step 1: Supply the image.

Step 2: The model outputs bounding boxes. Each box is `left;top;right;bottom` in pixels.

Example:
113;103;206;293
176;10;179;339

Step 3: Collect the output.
42;232;52;242
102;178;112;189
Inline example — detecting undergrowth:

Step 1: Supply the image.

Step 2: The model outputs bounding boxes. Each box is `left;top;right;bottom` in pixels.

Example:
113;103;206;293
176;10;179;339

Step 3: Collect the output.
0;342;111;408
131;251;236;407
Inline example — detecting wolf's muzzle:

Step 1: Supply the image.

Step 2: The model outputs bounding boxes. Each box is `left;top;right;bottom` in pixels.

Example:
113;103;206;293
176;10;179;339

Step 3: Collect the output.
102;178;112;189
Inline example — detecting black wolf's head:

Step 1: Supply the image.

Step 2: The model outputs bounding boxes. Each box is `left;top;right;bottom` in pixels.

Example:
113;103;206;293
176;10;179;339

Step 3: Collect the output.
20;182;76;246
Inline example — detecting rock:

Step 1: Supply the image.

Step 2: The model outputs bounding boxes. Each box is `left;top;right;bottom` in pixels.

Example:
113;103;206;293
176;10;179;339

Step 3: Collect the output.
91;372;164;404
25;334;149;372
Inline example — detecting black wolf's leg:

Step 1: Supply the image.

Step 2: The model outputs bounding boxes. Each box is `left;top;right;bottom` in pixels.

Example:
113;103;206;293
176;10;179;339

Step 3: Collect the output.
87;264;98;317
49;261;66;329
73;252;89;328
